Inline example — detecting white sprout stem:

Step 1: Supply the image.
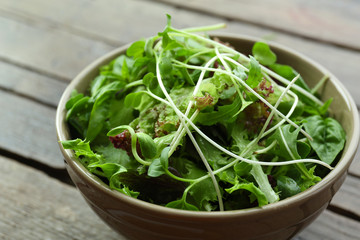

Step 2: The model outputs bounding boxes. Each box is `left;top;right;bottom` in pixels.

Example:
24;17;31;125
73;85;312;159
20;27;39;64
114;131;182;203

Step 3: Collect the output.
169;30;323;105
155;53;224;211
250;156;279;203
215;48;244;98
171;29;322;108
181;23;227;33
261;87;299;139
240;75;300;157
170;55;221;151
261;67;323;105
254;140;277;154
222;55;249;71
279;127;297;160
145;87;332;170
168;110;198;156
173;61;312;140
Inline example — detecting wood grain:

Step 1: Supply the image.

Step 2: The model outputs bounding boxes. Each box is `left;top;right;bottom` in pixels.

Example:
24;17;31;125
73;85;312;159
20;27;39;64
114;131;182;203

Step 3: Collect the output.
154;0;360;50
0;89;63;168
0;155;358;240
331;175;360;220
350;148;360;178
1;0;359;105
0;155;123;240
294;210;360;240
0;61;66;107
0;14;114;81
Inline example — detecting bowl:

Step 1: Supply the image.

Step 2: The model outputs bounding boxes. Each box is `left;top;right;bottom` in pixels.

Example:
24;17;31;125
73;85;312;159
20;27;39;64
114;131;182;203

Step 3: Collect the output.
56;33;359;240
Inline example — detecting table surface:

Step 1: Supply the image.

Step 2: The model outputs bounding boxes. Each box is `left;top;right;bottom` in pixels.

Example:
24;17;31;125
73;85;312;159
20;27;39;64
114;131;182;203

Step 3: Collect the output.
1;0;359;239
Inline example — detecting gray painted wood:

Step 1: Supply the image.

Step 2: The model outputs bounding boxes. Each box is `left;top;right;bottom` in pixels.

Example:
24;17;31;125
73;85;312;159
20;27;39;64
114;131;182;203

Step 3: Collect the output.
0;90;63;168
0;155;124;240
155;0;360;50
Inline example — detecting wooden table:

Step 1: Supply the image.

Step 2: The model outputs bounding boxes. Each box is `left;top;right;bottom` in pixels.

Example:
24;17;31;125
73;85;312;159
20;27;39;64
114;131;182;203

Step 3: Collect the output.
1;0;359;239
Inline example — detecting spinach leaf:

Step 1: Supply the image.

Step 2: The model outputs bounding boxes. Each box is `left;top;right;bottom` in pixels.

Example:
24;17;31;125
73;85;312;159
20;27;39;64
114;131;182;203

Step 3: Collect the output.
303;115;346;165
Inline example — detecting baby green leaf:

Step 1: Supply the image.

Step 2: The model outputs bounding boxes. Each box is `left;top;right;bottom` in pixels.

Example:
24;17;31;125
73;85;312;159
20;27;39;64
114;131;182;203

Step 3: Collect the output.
147;158;165;177
303;115;346;164
196;96;242;125
65;90;84;110
86;81;124;142
252;42;277;66
124;91;147;108
246;56;263;89
107;126;128;136
136;132;157;159
276;175;301;199
126;40;145;59
160;146;171;170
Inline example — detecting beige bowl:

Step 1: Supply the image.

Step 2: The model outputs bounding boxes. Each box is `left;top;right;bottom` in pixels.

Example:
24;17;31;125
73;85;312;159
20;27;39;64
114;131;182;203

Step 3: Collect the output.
56;34;359;240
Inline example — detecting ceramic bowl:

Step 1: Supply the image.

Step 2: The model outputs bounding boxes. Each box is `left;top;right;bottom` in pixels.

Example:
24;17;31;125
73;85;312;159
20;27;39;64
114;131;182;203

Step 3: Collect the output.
56;33;359;240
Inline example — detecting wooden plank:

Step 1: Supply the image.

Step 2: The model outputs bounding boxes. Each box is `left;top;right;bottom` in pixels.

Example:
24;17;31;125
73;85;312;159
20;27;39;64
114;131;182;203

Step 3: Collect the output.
0;0;223;45
0;155;123;240
330;175;360;220
295;210;360;240
1;0;360;106
0;61;67;107
0;14;114;81
0;155;358;240
350;148;360;178
0;89;63;168
154;0;360;50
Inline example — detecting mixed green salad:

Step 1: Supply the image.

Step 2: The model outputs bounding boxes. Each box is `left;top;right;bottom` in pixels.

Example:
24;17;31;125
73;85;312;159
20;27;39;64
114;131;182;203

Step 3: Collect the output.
62;16;346;211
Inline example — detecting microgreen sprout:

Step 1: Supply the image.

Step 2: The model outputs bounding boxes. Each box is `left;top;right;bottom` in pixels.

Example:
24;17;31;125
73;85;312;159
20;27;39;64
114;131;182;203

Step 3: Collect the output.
62;17;345;211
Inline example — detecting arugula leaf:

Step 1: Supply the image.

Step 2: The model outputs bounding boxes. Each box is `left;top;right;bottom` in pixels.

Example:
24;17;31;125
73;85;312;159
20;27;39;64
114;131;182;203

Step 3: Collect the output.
226;180;268;207
250;162;279;203
171;157;218;211
196;96;242;125
166;197;199;211
61;139;102;167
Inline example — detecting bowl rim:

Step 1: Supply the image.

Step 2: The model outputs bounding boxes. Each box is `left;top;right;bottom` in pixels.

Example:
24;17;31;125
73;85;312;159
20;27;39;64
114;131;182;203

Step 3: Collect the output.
56;32;360;219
